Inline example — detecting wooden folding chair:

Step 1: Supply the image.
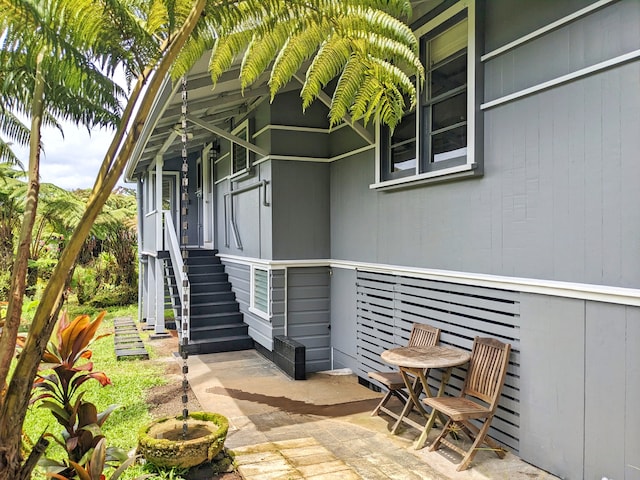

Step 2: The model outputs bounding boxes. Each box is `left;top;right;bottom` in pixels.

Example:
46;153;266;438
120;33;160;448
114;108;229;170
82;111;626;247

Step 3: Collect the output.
368;323;440;423
422;337;511;471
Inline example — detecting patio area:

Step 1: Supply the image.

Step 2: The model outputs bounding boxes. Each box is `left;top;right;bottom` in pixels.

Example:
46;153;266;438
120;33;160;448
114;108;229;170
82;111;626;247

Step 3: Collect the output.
183;348;557;480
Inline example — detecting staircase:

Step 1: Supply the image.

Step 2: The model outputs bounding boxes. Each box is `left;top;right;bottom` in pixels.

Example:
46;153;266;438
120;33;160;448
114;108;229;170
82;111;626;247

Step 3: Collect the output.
163;249;254;355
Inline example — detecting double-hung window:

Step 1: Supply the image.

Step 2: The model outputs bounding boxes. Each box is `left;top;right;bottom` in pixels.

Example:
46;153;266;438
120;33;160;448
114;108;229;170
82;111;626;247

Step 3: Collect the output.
374;0;480;189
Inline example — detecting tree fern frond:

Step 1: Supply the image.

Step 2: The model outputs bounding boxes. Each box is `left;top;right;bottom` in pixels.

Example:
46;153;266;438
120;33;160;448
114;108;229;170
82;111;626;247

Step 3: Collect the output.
172;17;217;80
208;29;253;85
349;30;423;77
335;6;418;52
328;54;367;127
145;0;169;37
240;22;292;89
301;36;351;110
269;20;330;98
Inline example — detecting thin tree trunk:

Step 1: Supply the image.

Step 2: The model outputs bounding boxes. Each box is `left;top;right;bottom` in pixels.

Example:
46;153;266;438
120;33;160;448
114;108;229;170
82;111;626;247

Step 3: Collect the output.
0;3;206;477
0;50;45;477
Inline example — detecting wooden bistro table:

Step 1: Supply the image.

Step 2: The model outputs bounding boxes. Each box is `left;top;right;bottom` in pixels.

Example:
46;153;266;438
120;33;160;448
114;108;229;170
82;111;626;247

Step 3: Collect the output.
380;345;471;449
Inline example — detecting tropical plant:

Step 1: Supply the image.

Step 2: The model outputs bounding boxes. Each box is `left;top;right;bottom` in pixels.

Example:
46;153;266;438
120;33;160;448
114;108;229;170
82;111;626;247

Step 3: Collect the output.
0;2;422;478
175;0;424;130
17;310;130;479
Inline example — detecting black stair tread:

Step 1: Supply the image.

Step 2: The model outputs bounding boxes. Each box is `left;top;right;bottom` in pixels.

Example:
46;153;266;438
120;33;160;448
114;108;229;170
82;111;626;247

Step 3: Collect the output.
170;290;234;301
190;323;249;331
186;334;253;344
190;300;239;308
176;312;243;321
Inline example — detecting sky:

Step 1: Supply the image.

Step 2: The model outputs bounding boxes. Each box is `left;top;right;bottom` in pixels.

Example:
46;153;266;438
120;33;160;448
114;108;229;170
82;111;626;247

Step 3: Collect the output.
14;123;127;191
12;67;131;191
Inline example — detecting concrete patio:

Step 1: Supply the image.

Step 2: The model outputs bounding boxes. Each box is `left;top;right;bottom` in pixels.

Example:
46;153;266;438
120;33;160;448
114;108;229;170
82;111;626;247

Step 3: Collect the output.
183;348;557;480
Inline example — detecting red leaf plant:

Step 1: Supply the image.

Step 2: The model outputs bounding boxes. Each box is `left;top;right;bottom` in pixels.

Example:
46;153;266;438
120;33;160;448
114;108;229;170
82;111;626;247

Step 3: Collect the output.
17;311;129;479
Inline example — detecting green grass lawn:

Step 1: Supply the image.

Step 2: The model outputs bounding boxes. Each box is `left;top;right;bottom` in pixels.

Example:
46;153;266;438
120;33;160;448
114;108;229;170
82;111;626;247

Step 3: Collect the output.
21;305;170;479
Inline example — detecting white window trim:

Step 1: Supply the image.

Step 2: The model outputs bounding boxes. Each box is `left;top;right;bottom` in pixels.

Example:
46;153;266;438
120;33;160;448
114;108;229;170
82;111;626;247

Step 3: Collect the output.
249;265;271;320
230;119;251;178
372;0;477;190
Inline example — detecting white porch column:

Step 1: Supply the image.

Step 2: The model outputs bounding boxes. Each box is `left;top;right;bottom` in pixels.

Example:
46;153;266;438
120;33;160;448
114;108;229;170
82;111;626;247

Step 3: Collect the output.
154;156;166;334
146;253;157;329
136;178;146;324
142;172;156;330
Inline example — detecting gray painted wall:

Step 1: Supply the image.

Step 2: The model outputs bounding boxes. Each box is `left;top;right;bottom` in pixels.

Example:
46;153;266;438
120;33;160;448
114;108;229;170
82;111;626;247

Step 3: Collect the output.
271;161;330;260
520;294;640;479
329;268;359;371
329;1;640;289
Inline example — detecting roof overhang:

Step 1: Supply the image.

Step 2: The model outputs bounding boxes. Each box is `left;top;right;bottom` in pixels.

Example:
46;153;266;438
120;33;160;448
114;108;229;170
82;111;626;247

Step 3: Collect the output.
124;52;269;182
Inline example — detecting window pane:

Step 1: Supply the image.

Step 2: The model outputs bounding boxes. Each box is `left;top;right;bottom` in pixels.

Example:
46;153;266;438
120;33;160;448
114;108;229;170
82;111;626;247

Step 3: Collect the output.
431;125;467;163
429;18;467;66
432;92;466;131
390;112;417;173
430;53;466;99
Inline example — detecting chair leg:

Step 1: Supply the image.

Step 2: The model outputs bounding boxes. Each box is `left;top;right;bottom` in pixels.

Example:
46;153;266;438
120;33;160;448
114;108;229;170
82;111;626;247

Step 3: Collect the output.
457;419;493;471
460;419;506;459
428;418;453;452
371;391;393;416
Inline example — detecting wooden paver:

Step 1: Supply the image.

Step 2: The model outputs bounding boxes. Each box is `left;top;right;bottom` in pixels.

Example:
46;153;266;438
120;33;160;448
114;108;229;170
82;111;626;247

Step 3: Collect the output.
113;317;149;360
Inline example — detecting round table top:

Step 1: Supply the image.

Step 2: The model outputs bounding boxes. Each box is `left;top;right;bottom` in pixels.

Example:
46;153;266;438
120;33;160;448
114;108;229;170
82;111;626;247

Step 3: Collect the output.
380;345;471;369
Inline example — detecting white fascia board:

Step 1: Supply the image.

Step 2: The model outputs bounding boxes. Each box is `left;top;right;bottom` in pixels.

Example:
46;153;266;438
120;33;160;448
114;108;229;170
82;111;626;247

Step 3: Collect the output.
125;74;177;182
216;254;640;307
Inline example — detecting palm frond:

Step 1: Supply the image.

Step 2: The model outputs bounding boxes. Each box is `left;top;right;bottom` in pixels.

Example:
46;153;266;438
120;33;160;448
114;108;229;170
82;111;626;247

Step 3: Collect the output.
0;109;29;147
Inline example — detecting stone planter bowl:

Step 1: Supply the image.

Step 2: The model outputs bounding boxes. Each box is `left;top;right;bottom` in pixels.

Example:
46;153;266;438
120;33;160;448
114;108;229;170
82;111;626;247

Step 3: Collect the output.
137;412;229;468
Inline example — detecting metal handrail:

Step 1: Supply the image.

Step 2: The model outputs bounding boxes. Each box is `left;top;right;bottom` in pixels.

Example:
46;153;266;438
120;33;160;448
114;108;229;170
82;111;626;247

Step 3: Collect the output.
163;210;190;341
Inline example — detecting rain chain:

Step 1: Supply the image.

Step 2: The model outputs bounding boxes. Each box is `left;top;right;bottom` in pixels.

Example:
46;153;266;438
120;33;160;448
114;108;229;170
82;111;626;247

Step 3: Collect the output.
180;75;191;438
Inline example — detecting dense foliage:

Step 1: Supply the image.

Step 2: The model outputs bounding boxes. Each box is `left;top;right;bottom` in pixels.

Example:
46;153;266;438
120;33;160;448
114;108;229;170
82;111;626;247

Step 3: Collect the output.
0;174;138;308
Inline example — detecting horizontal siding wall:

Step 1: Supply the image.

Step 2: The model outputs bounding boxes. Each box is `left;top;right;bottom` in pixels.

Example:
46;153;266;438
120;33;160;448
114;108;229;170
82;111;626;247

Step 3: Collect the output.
356;270;520;453
287;267;331;373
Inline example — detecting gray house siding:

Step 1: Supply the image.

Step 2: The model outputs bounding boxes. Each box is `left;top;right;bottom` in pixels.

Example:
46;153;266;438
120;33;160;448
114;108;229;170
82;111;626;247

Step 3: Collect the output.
329;0;640;288
215;161;273;258
286;267;331;372
271;161;330;260
520;295;640;479
329;268;359;371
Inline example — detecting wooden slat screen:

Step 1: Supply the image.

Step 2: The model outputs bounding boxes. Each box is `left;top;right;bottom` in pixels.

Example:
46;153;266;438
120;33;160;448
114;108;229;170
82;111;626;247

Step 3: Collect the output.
356;270;521;453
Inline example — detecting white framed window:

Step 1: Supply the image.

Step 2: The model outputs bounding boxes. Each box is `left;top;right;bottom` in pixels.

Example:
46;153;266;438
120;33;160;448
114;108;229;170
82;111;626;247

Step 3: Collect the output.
231;119;251;177
373;0;481;190
249;266;270;319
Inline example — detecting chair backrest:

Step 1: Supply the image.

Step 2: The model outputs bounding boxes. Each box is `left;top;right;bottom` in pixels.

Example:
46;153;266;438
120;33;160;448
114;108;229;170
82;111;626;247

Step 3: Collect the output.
462;337;511;410
408;323;440;347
